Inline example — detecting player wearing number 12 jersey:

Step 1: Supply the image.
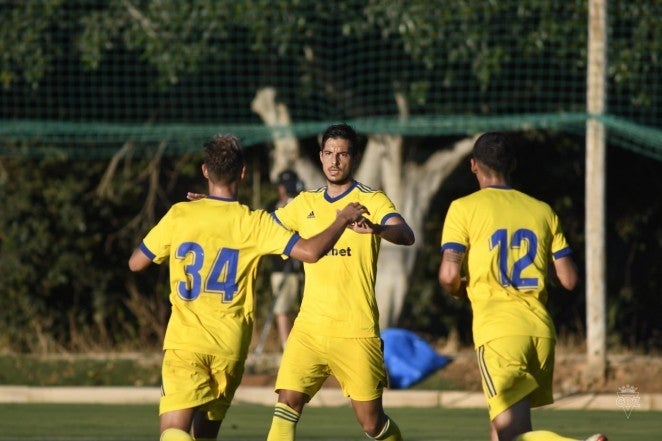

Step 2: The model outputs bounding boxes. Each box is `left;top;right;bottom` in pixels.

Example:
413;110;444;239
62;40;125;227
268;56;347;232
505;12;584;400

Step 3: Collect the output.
128;134;367;441
438;132;606;441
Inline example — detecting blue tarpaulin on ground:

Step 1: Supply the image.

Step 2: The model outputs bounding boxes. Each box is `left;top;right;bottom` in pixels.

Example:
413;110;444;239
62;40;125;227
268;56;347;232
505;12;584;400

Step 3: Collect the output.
382;328;452;389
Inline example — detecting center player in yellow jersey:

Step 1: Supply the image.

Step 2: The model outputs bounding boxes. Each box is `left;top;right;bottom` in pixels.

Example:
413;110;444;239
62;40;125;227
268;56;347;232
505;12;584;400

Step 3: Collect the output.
266;124;415;441
438;132;606;441
128;134;368;441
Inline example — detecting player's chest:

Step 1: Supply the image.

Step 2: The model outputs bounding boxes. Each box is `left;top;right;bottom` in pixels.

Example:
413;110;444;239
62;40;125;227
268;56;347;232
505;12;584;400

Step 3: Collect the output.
295;204;341;236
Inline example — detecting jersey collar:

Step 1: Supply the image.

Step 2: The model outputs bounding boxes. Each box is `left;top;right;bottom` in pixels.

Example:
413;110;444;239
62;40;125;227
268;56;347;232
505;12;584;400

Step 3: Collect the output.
207;195;237;202
324;180;358;202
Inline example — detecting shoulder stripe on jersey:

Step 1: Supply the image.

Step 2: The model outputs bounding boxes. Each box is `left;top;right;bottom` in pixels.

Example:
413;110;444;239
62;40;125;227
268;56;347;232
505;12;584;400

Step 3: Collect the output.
355;181;375;193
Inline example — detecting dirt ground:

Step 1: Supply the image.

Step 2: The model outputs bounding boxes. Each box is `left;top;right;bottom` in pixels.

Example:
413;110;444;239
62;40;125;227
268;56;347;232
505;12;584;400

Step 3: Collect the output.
424;349;662;395
241;346;662;395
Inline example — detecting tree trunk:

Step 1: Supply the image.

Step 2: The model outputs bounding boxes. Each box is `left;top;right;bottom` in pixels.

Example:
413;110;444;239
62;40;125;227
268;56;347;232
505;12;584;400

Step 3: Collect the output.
359;136;475;328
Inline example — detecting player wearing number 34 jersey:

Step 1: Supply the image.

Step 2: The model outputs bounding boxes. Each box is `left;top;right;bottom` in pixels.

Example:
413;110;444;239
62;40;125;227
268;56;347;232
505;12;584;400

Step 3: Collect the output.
139;198;301;356
128;134;367;441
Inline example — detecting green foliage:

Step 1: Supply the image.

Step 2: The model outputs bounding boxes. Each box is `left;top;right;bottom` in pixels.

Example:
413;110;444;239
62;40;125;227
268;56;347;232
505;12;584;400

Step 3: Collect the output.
0;1;660;352
0;0;65;89
0;353;161;386
0;142;277;352
0;150;196;351
0;0;659;158
2;131;661;352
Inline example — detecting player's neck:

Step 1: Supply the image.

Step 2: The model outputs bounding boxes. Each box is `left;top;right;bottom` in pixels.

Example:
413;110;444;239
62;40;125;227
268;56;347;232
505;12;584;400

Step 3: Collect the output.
325;179;353;198
478;175;508;189
208;182;239;200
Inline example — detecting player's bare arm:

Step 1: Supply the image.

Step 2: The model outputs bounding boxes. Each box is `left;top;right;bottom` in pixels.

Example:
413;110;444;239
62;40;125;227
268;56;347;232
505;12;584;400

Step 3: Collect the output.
438;249;467;300
128;248;153;272
290;202;368;263
551;255;579;291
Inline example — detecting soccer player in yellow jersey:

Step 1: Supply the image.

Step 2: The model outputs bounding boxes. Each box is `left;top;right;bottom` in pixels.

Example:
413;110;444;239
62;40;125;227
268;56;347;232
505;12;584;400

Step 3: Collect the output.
266;124;415;441
438;132;606;441
128;134;368;441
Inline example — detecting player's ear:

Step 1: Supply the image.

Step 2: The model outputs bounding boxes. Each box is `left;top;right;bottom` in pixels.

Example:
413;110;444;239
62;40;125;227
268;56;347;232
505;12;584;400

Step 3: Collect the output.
470;158;478;174
202;163;209;179
240;165;247;180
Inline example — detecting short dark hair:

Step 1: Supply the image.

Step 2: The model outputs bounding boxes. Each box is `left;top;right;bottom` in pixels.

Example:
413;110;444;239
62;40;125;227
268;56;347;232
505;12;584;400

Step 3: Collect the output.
472;132;515;176
203;134;244;184
320;123;360;156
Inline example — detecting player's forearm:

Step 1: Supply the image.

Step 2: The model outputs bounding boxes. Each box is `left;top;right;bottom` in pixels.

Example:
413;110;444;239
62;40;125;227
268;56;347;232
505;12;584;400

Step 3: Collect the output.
439;274;461;296
293;203;366;262
376;223;415;245
553;256;579;291
295;215;352;262
438;250;465;298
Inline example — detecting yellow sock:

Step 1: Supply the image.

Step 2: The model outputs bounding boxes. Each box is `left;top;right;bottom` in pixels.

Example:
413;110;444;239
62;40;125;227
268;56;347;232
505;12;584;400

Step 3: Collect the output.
515;430;577;441
160;428;194;441
369;416;403;441
266;402;300;441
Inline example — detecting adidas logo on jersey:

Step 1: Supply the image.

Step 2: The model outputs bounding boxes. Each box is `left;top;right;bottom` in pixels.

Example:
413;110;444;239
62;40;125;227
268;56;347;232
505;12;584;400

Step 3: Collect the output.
307;211;315;218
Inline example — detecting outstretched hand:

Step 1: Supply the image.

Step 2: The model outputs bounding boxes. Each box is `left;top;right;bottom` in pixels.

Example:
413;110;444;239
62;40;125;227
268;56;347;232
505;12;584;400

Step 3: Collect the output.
187;192;207;201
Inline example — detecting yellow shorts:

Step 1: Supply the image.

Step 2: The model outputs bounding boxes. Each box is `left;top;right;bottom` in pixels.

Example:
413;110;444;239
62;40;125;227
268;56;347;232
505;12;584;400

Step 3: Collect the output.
159;349;244;421
477;336;555;420
274;327;387;401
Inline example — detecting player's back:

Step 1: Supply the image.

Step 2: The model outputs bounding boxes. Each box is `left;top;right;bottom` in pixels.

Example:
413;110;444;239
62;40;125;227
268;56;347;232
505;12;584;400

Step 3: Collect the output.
142;196;297;355
455;187;557;291
447;187;564;345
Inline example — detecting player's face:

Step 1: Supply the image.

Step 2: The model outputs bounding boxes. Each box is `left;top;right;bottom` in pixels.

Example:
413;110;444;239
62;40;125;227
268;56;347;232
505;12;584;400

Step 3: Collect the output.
319;138;353;184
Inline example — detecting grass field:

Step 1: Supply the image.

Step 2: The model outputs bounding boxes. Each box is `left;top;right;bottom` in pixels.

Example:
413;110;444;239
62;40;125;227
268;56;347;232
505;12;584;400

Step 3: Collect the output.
0;403;659;441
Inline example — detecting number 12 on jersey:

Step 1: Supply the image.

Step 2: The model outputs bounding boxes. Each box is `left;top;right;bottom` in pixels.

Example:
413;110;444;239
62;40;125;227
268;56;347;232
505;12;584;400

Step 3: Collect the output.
490;228;539;289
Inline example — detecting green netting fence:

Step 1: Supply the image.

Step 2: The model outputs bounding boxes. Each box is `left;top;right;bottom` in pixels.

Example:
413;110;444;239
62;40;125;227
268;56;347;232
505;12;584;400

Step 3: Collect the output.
0;0;660;159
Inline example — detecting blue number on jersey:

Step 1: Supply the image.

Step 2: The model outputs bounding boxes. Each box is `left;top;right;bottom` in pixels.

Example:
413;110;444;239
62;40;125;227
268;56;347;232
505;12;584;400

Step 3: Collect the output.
175;242;239;302
206;248;239;302
489;228;539;289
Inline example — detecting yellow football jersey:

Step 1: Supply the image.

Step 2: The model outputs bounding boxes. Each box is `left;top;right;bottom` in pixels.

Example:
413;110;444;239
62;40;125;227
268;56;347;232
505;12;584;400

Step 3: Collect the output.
140;196;300;358
272;181;402;338
440;187;573;346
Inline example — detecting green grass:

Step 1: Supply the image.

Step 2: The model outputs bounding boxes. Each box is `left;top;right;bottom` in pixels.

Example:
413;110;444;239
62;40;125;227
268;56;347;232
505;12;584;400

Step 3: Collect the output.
0;403;659;441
